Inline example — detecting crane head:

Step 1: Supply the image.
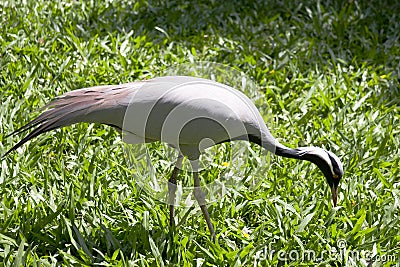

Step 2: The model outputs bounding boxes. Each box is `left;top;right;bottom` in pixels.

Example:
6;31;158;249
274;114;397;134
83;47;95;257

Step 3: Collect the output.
288;146;343;207
324;150;344;207
304;148;343;207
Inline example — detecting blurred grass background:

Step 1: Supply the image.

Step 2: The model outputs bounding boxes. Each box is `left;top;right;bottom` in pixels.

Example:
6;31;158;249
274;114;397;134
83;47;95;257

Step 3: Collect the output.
0;0;399;266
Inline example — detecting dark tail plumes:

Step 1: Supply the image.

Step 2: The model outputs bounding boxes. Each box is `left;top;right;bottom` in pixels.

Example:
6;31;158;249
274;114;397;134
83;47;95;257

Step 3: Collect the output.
4;83;136;157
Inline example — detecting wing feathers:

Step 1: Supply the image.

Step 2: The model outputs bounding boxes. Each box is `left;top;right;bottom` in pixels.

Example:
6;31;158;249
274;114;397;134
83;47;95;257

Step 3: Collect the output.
4;83;138;157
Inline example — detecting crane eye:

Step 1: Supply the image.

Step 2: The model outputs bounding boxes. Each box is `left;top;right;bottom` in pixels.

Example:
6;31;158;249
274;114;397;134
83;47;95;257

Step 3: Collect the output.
333;174;339;179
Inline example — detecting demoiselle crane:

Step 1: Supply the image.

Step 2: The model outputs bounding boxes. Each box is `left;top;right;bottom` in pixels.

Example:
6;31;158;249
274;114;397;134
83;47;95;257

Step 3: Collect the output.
4;76;344;239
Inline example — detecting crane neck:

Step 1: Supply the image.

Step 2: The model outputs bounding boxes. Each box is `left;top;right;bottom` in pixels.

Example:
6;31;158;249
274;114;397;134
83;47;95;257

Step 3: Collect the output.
275;143;306;160
274;143;326;165
246;133;323;163
273;142;332;179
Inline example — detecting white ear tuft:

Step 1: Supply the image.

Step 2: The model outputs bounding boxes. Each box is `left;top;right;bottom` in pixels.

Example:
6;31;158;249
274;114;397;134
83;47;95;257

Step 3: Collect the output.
302;147;334;175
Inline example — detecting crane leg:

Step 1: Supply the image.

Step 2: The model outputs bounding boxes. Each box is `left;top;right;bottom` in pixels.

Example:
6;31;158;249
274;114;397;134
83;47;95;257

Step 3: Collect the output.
168;154;183;227
193;171;216;240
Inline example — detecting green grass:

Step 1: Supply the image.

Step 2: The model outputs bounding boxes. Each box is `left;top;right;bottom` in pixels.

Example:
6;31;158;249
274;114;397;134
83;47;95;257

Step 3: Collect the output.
1;0;399;266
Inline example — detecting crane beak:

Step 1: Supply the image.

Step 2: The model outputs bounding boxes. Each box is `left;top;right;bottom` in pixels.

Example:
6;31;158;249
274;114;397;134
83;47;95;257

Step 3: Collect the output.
331;185;338;207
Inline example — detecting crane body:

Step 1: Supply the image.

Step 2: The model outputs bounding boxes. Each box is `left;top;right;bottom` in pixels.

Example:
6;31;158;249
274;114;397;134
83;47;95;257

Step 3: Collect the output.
4;76;343;239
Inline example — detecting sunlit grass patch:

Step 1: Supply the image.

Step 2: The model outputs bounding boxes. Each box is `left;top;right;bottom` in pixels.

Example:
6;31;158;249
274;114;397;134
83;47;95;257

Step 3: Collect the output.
1;0;399;266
